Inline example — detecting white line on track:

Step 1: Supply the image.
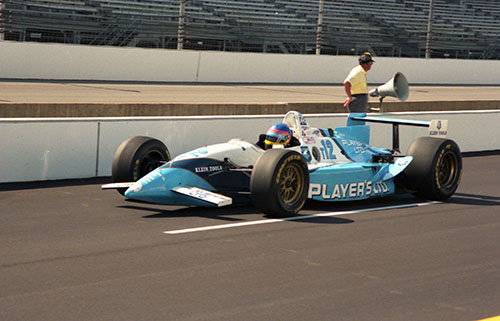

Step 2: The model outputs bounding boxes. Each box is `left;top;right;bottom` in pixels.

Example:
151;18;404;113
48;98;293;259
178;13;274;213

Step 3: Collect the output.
163;201;441;235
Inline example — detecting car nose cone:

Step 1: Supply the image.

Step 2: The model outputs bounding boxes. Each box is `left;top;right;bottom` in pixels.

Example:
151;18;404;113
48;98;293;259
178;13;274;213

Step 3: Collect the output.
124;169;168;203
123;167;218;206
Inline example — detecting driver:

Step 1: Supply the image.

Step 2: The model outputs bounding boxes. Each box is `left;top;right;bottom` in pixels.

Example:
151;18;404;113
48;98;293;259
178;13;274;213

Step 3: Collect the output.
264;123;292;149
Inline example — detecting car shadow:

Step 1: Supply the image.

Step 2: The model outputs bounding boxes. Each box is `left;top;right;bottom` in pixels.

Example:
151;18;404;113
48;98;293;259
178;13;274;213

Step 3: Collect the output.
119;197;357;224
302;193;420;212
119;195;430;225
283;214;354;225
120;202;257;222
121;202;356;225
448;193;500;206
117;192;489;226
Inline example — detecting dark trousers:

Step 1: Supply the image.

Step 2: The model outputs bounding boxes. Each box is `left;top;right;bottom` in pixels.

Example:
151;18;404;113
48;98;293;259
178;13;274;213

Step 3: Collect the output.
348;94;368;113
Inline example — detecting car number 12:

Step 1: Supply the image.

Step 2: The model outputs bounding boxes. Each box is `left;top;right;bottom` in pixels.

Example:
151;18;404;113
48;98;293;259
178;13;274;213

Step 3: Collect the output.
320;139;336;160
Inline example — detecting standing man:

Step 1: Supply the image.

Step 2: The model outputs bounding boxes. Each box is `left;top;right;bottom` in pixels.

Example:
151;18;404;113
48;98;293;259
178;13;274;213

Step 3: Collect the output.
343;52;375;113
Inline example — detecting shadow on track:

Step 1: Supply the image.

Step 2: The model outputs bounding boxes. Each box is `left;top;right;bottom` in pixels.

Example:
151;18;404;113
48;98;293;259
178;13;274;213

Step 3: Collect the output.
117;193;439;225
449;193;500;206
121;202;255;222
120;201;357;225
0;177;111;191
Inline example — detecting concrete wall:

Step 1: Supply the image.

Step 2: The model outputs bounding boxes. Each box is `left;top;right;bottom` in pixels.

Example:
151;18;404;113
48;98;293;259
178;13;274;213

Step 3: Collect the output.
1;41;500;84
1;111;499;183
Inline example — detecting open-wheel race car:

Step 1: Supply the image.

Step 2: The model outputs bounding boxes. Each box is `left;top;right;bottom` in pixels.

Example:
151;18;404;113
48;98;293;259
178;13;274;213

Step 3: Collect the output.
102;111;462;217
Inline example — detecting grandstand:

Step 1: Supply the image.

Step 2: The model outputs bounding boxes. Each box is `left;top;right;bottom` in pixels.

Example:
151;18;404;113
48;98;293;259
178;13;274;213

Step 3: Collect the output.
1;0;500;59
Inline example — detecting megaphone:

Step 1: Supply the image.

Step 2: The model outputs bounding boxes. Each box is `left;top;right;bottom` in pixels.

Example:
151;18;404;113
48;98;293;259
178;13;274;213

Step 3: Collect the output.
369;72;409;101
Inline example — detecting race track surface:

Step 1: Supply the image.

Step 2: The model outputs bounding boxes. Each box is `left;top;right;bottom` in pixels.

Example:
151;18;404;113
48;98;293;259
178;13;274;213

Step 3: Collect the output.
1;154;500;321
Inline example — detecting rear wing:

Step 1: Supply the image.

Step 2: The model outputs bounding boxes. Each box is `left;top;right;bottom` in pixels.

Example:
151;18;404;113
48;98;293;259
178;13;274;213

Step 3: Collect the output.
348;114;448;152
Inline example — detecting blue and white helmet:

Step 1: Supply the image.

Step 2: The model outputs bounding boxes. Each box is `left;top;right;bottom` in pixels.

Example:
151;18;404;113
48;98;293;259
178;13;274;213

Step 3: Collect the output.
264;123;292;148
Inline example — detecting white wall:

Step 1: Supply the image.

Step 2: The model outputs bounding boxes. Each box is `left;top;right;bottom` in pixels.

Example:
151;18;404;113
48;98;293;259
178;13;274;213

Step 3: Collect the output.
0;120;98;182
1;111;499;183
1;41;500;84
0;42;200;82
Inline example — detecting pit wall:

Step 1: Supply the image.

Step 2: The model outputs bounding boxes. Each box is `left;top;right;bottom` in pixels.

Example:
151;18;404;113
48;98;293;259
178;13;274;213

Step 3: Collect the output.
1;41;500;84
1;110;499;183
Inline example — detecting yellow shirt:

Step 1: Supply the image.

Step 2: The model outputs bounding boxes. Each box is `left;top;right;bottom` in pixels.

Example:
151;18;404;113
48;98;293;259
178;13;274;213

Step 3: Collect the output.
344;65;368;95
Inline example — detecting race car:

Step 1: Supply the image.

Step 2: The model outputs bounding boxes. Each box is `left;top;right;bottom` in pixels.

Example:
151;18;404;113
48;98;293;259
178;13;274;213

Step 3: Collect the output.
102;111;462;217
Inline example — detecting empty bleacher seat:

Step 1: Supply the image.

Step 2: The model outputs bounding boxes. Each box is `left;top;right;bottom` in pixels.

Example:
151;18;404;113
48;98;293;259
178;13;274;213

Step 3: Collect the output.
2;0;499;58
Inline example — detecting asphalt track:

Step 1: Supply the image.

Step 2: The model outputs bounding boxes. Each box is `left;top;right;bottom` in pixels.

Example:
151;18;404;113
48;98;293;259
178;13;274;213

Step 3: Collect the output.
1;153;500;321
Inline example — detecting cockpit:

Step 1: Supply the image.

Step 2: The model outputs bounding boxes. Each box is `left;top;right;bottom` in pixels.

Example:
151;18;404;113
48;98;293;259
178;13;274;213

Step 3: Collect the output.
255;112;305;150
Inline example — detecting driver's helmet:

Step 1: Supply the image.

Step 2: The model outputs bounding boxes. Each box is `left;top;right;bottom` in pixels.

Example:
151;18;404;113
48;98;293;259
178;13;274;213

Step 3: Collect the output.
264;123;292;149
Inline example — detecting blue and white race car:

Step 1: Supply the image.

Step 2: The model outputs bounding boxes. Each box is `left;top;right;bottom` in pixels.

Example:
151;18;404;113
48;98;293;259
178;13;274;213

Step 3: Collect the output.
103;111;462;217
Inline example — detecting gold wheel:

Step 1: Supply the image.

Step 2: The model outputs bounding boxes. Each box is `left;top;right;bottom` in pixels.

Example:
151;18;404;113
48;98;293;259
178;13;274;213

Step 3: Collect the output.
438;151;458;189
279;163;305;205
251;149;309;217
400;137;462;201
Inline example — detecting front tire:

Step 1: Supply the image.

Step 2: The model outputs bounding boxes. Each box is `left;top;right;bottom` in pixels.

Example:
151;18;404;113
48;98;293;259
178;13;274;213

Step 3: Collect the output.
251;149;309;217
112;136;171;195
397;137;462;201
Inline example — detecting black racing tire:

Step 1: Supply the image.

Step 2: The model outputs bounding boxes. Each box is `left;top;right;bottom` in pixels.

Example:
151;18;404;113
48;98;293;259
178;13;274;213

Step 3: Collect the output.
397;137;462;201
112;136;171;195
250;149;309;217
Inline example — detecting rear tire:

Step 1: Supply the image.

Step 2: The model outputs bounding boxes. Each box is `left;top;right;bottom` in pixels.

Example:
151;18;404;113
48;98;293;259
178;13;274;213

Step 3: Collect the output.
251;149;309;217
112;136;171;195
397;137;462;201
